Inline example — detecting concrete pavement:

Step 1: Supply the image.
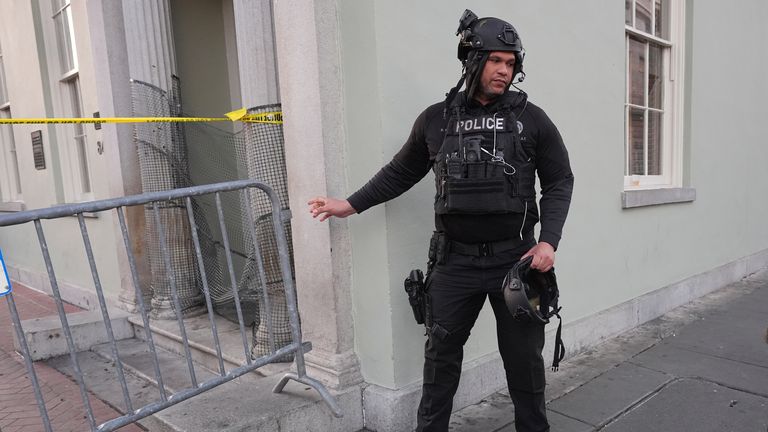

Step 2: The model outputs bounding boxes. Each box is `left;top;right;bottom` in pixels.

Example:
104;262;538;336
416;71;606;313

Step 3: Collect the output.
1;269;766;432
450;268;768;432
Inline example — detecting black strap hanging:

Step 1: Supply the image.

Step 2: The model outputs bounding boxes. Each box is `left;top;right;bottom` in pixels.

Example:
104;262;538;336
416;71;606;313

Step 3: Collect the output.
551;312;565;371
443;73;466;119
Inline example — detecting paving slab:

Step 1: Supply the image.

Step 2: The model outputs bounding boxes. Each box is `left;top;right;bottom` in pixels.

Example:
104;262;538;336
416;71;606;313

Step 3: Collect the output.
448;392;515;431
537;327;661;403
547;363;671;427
706;280;768;315
494;410;595;432
629;343;768;397
539;411;594;432
601;378;768;432
156;374;363;432
661;308;768;368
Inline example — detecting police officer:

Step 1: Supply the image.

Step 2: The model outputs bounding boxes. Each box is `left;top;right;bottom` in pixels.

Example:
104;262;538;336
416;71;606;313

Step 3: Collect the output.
309;10;573;432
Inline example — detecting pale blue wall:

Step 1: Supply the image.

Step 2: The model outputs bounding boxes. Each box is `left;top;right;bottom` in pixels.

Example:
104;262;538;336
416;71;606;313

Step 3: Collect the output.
338;0;768;389
0;1;121;303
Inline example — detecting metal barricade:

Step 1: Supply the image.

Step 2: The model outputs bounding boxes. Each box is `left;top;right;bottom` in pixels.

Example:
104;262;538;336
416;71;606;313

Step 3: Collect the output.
0;179;340;431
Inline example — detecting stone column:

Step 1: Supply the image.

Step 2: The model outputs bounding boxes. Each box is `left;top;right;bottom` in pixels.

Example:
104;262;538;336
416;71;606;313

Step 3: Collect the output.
232;0;280;107
272;0;363;390
232;0;287;359
124;0;185;319
121;0;177;92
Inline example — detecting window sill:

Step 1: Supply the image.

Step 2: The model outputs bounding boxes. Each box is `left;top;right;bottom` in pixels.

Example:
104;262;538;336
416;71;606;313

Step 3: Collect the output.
621;187;696;209
0;202;26;212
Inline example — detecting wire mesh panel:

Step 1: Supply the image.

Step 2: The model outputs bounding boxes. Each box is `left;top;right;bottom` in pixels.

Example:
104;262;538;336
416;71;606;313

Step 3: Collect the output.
131;80;294;360
240;104;295;361
132;79;204;318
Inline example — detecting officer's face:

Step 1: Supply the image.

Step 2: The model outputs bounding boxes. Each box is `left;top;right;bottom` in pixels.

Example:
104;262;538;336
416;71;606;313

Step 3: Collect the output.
477;51;516;104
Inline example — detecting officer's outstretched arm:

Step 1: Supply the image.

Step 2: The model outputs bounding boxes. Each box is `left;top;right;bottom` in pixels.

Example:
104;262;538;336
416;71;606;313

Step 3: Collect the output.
308;196;357;222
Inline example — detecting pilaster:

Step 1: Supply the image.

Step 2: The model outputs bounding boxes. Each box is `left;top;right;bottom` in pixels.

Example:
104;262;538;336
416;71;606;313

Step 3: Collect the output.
272;0;363;390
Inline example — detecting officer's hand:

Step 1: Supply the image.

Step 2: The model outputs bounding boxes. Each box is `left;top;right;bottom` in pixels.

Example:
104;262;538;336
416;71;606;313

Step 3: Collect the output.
521;242;555;272
307;196;357;222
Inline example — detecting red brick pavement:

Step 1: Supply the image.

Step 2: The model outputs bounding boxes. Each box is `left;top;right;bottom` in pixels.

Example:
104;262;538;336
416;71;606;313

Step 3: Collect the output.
0;283;143;432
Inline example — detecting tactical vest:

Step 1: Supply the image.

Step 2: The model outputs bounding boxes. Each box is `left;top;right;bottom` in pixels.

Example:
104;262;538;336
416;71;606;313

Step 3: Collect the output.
434;105;535;215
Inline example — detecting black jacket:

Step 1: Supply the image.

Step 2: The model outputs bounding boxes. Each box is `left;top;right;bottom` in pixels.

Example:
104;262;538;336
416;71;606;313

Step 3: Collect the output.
347;91;574;249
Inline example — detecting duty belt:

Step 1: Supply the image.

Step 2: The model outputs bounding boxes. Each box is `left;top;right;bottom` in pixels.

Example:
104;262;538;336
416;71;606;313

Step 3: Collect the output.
448;237;528;257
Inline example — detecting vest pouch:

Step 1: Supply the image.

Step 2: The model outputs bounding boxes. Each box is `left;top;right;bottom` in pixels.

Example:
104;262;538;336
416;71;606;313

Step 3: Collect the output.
443;176;524;214
463;161;509;179
485;161;508;178
465;161;485;178
514;160;536;199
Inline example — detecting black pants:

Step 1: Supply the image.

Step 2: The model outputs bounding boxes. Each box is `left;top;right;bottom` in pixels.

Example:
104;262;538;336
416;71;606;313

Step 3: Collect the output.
416;248;549;432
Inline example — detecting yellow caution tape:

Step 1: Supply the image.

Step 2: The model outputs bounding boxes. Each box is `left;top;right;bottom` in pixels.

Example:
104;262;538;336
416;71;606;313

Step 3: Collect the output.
227;109;283;124
0;109;283;125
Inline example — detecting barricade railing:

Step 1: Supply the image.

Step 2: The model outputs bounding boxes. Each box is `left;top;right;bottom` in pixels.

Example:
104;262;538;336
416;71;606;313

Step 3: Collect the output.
0;179;340;431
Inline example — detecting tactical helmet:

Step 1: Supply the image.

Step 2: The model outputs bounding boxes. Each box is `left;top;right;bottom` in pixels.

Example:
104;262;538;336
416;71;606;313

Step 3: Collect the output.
502;256;566;370
456;9;525;81
502;256;560;324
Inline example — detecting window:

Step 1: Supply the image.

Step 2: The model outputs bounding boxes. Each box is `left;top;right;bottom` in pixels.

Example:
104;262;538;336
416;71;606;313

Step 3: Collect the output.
624;0;685;189
0;41;23;203
51;0;91;199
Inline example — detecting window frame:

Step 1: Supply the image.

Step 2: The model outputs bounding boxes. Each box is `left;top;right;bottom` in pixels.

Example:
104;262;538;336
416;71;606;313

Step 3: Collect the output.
48;0;93;202
0;41;23;205
624;0;686;190
0;107;24;204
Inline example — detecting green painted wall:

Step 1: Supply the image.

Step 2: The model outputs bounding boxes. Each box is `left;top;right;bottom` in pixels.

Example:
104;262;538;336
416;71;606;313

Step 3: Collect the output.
0;1;120;304
339;0;768;389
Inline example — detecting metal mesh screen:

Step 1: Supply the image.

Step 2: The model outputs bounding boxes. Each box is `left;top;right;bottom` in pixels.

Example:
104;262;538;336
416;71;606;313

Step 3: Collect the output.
131;78;294;361
132;79;204;318
238;105;295;361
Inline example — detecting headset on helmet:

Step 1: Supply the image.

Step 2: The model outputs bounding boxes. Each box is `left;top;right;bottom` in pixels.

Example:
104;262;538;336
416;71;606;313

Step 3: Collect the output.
456;9;525;81
502;256;566;370
443;10;527;115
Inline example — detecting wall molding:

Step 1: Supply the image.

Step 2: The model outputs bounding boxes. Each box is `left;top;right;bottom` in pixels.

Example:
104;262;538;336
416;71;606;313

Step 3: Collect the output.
8;264;102;311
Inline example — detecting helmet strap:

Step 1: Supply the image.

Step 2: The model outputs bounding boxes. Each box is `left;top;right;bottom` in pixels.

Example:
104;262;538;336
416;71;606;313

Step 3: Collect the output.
465;51;489;101
551;313;565;371
443;72;467;119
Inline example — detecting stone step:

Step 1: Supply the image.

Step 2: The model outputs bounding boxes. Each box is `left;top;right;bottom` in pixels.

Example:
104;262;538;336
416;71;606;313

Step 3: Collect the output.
16;309;134;361
46;338;214;431
128;312;291;377
46;338;363;431
91;338;221;394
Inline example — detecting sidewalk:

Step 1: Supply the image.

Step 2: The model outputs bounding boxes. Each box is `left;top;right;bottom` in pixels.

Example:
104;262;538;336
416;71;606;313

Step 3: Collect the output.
0;283;142;432
2;271;766;432
450;268;768;432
